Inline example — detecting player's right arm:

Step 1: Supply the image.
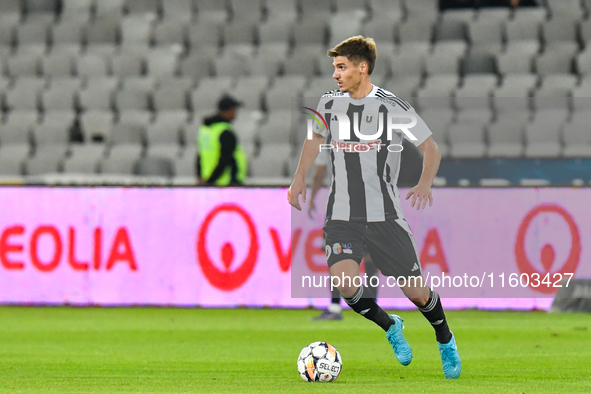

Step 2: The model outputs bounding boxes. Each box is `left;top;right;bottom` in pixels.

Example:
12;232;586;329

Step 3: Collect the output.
288;131;325;211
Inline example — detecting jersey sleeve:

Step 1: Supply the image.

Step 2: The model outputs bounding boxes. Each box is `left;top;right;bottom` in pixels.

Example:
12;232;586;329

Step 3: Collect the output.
404;107;432;147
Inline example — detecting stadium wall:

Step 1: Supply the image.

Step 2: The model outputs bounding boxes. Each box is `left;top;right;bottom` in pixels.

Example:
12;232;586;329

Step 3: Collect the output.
0;187;588;310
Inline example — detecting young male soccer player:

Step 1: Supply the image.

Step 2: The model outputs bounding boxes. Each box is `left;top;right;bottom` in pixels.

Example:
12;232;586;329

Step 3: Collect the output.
288;36;461;378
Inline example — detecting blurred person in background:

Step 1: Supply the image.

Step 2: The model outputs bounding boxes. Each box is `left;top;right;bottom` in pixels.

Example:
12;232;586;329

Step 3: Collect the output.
197;95;248;186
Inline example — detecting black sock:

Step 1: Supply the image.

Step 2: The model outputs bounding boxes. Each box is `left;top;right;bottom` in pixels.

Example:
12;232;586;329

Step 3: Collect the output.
344;286;393;332
331;286;341;305
418;289;452;344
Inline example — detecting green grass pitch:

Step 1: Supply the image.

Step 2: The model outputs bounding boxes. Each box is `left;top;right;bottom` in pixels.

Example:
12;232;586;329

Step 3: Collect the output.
0;307;590;393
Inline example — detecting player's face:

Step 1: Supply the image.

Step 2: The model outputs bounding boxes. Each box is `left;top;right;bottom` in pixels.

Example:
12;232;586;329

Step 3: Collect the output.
332;56;364;93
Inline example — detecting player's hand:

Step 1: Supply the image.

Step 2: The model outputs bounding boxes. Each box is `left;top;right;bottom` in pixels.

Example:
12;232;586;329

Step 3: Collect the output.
288;177;307;211
406;183;433;210
307;198;316;219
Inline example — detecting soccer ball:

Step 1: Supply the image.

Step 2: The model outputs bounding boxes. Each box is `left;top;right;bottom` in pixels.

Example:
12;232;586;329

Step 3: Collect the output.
297;341;342;382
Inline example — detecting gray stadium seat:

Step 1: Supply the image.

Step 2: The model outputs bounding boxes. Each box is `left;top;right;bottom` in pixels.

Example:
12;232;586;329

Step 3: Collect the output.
162;0;193;22
258;111;291;145
416;74;460;109
426;51;460;75
455;74;498;109
0;111;37;146
40;50;76;77
0;21;16;48
194;0;229;23
186;20;222;48
487;117;525;158
173;144;197;178
76;53;109;77
534;75;578;109
232;76;269;112
497;46;536;75
23;0;57;14
6;53;41;77
546;0;583;18
146;47;182;78
124;0;160;17
146;111;187;145
576;49;591;77
397;18;433;44
80;110;115;141
293;16;328;47
120;14;156;50
387;75;421;104
336;0;370;15
111;53;145;77
362;16;397;44
258;19;293;45
467;19;503;53
404;0;438;21
115;88;151;111
504;19;541;42
79;77;119;111
228;0;264;23
153;86;189;112
455;108;492;127
135;156;175;177
222;20;257;46
541;17;579;45
390;49;425;78
63;144;105;174
101;145;143;174
24;144;68;175
85;18;120;54
51;19;84;46
16;20;50;46
265;76;307;112
477;8;511;22
284;45;322;76
300;0;333;17
249;143;290;178
33;111;76;145
61;0;93;22
41;77;82;111
5;77;45;110
524;111;565;158
190;77;234;112
95;0;125;19
419;108;453;156
512;7;548;24
152;21;187;47
448;122;487;158
493;74;538;114
563;112;591;157
179;48;216;81
432;40;468;58
108;110;150;147
247;43;288;77
328;11;365;47
460;52;498;75
535;45;577;76
580;19;591;44
214;48;252;77
434;18;468;42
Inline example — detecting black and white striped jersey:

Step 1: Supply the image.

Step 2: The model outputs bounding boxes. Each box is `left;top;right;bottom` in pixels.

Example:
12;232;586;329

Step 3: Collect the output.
313;85;432;222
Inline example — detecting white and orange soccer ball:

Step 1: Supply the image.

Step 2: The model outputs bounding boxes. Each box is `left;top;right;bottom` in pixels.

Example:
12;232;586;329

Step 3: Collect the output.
297;341;342;382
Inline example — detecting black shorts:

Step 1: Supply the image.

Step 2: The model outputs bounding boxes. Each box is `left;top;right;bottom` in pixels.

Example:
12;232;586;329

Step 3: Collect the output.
323;218;422;279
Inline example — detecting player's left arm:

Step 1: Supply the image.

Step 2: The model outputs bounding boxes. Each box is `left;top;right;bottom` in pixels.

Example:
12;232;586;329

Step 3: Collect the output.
406;136;441;210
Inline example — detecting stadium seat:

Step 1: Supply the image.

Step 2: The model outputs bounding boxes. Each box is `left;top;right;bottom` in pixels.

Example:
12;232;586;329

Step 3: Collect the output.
534;75;578;109
5;77;45;110
76;53;109;77
448;122;487;159
190;77;234;113
213;50;252;77
41;77;82;111
328;11;365;47
575;49;591;77
32;111;76;146
293;17;328;47
51;19;84;47
161;0;193;22
124;0;160;17
258;111;292;145
80;110;115;142
111;53;145;77
534;45;577;76
194;0;229;23
434;18;468;42
24;144;68;175
134;156;175;177
264;76;307;112
172;144;197;178
497;46;536;75
232;76;269;112
397;18;433;45
265;0;298;24
0;0;20;21
115;88;151;111
153;86;190;112
95;0;125;19
460;52;498;76
541;17;579;45
6;53;41;77
61;0;93;22
563;112;591;157
101;146;143;174
40;50;76;77
284;45;322;76
23;0;59;15
432;40;468;57
249;143;291;178
258;19;293;46
362;17;397;44
416;74;460;109
419;108;453;156
222;20;257;46
63;144;105;174
79;77;119;111
335;0;370;16
390;49;425;78
504;18;541;43
120;14;156;50
228;0;264;23
456;74;498;109
152;21;187;47
16;19;51;47
467;19;503;54
546;0;583;18
186;20;222;49
145;47;182;79
146;111;187;146
85;17;120;55
426;51;461;75
487;117;526;158
525;109;568;157
493;73;538;113
179;48;216;81
404;0;438;21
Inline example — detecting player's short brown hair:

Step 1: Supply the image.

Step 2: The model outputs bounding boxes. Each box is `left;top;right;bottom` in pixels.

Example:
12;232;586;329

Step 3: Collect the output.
327;35;377;75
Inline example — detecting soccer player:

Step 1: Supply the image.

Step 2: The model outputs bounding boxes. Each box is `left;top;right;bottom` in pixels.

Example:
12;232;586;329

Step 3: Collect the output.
288;36;461;379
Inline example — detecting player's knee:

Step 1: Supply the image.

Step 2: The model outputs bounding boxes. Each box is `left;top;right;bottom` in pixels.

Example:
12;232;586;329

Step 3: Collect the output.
409;297;429;308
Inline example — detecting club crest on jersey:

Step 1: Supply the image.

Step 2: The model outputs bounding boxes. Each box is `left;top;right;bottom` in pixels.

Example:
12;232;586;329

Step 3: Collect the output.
343;243;353;254
363;113;376;125
332;243;342;255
